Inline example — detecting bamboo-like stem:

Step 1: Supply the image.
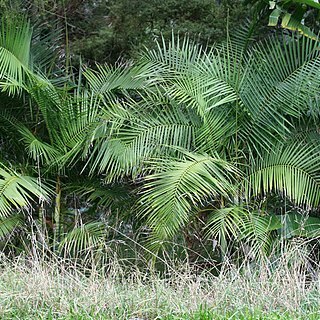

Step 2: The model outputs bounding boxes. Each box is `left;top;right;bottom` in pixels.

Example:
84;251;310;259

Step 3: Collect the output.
53;176;61;252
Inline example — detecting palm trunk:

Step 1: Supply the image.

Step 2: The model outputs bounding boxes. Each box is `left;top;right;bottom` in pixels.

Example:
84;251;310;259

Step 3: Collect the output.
53;176;61;252
37;201;48;255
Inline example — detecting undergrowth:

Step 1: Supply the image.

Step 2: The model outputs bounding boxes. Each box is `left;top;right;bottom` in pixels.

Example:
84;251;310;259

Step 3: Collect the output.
0;242;320;319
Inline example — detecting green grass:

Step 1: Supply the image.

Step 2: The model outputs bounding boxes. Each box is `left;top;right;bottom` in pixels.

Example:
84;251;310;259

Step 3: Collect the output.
3;308;320;320
0;251;320;320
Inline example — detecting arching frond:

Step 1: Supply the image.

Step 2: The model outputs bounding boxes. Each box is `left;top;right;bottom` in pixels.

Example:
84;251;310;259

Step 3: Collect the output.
139;153;238;241
240;35;320;151
143;35;205;74
245;142;320;207
18;126;61;165
206;206;249;253
141;35;242;117
0;214;22;239
59;222;106;257
206;206;281;256
195;108;237;154
83;62;149;100
0;16;32;95
0;164;50;217
86;102;202;179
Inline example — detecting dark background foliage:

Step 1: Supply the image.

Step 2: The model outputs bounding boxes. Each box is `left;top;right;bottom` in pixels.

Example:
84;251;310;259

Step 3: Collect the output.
1;0;251;64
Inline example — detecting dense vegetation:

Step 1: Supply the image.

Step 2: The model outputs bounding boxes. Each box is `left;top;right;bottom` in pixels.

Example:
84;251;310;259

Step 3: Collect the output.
0;0;251;64
1;248;320;319
0;1;320;318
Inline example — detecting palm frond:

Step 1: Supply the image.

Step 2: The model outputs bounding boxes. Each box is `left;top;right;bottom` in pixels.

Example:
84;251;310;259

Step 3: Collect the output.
240;34;320;151
0;16;32;95
86;101;202;179
195;108;237;154
18;126;61;165
206;206;281;257
0;164;51;217
245;142;320;207
83;62;148;100
141;35;242;117
0;214;22;239
206;206;249;253
59;221;106;257
31;23;63;74
279;212;320;238
139;153;238;241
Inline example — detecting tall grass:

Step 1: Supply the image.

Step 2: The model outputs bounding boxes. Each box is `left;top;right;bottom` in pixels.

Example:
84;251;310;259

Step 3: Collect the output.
0;242;320;319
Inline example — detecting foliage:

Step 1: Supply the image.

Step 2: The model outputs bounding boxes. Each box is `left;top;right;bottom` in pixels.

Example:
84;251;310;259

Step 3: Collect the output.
79;31;320;259
1;250;320;319
248;0;320;38
0;0;251;64
88;0;250;63
0;11;320;265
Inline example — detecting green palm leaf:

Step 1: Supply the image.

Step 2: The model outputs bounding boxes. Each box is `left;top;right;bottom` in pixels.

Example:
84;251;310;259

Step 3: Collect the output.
142;36;242;117
83;62;149;102
206;206;281;257
59;221;106;257
245;142;320;207
240;35;320;151
139;152;238;241
0;16;32;95
0;164;50;217
279;212;320;238
0;214;22;238
18;126;61;165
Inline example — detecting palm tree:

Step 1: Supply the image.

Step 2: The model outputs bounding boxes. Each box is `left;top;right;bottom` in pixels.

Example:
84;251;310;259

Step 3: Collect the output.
0;16;57;243
0;15;147;258
2;15;320;263
0;15;92;251
82;31;320;259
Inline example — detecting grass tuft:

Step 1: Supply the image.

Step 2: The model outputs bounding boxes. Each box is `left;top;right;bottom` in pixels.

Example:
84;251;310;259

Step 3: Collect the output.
0;245;320;319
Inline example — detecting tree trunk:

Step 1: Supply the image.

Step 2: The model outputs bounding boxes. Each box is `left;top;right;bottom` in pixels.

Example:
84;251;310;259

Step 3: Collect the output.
53;176;61;252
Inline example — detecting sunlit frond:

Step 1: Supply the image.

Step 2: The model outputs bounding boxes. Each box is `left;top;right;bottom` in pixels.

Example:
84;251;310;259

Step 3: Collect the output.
139;153;238;241
0;16;32;95
245;142;320;207
0;164;50;217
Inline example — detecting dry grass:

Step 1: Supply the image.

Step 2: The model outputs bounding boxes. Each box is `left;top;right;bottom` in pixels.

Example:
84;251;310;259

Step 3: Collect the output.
0;244;320;319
